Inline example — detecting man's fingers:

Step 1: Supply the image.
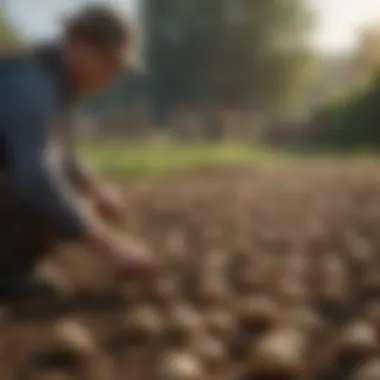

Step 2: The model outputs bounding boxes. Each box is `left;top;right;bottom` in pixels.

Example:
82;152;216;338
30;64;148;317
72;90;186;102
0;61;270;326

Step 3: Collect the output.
108;239;159;281
117;257;158;282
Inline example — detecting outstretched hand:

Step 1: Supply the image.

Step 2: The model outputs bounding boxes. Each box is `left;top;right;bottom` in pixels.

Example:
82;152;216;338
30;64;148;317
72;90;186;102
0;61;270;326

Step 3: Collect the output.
108;238;159;282
82;185;158;282
94;183;126;224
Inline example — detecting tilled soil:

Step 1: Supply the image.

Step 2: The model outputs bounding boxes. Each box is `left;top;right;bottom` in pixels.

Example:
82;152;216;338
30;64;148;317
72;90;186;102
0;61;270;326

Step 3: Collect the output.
3;164;380;379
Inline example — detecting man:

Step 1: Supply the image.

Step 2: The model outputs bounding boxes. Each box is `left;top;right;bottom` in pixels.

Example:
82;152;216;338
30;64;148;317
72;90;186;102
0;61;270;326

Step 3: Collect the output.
0;5;155;300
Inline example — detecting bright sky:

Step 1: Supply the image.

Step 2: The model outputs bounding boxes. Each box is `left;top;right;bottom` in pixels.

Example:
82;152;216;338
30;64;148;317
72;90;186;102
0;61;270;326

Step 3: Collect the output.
5;0;380;53
5;0;137;41
310;0;380;52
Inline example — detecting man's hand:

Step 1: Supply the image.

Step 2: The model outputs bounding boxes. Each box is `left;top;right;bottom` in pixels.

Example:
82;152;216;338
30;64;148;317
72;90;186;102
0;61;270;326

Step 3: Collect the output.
108;239;158;281
84;223;158;282
93;183;126;224
67;162;125;224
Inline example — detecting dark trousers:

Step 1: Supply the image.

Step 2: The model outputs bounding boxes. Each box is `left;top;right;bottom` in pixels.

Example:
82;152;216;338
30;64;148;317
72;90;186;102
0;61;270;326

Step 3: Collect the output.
0;176;58;277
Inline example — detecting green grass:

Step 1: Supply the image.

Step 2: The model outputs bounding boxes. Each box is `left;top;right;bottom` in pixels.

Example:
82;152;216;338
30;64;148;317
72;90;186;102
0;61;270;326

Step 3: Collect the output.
83;141;284;179
82;141;380;179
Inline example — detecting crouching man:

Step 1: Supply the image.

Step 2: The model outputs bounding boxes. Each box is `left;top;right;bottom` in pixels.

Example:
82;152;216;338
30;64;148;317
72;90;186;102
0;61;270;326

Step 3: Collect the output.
0;5;156;300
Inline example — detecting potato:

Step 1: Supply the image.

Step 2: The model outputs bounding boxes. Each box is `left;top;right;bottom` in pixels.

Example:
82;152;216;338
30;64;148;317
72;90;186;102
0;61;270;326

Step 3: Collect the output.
154;351;204;380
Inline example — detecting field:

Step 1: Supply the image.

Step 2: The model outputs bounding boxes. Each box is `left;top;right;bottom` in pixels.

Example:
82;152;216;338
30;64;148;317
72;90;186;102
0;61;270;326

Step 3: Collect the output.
2;144;380;379
83;142;272;179
83;142;380;179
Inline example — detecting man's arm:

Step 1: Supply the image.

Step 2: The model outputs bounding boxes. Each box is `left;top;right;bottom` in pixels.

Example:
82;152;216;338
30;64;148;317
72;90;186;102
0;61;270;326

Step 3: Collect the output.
0;67;155;279
65;151;101;198
59;111;100;196
60;112;125;223
4;74;89;242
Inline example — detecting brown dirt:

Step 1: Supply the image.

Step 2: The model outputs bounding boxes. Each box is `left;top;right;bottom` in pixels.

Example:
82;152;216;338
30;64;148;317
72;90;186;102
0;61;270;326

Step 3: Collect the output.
3;163;380;380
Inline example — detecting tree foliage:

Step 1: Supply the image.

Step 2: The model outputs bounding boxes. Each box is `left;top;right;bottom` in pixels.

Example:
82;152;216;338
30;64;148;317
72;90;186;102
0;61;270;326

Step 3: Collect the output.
0;7;21;47
315;25;380;149
145;0;315;119
352;24;380;90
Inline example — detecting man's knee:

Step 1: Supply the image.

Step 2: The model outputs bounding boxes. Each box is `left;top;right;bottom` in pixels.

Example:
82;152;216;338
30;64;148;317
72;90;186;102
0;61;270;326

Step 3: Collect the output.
0;183;57;267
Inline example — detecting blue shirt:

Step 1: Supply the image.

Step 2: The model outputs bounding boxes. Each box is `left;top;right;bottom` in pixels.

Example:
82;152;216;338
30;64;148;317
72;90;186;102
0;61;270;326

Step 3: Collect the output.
0;44;88;241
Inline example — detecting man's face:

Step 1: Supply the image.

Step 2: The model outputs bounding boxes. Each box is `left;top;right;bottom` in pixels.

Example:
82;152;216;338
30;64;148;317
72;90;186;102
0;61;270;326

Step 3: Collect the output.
65;40;124;96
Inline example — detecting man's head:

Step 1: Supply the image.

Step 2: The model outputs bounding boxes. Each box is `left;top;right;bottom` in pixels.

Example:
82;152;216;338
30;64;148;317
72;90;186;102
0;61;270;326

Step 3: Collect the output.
62;5;133;96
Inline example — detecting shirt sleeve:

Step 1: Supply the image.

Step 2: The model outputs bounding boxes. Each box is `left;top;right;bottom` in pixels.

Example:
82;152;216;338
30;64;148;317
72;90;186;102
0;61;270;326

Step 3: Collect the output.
59;110;94;187
2;68;89;241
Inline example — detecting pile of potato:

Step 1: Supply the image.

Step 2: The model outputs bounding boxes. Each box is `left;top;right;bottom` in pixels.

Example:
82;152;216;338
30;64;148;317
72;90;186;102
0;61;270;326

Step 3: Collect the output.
3;163;380;380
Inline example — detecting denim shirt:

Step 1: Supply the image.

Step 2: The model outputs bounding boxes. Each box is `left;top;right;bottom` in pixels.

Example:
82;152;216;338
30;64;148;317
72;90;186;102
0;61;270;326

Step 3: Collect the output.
0;44;87;241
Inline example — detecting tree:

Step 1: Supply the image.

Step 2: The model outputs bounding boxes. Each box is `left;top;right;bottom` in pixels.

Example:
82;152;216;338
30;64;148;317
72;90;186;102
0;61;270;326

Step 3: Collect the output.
144;0;316;120
314;22;380;149
351;24;380;90
0;6;21;48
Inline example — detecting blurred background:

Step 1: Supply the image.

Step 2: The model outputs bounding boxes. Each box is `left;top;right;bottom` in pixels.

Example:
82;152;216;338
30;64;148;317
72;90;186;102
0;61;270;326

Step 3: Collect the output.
3;2;380;380
2;0;380;175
